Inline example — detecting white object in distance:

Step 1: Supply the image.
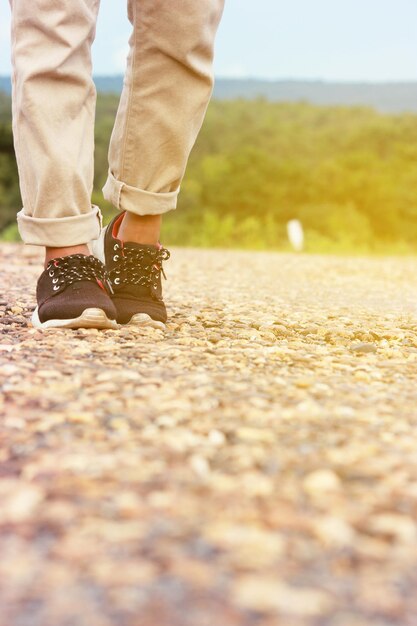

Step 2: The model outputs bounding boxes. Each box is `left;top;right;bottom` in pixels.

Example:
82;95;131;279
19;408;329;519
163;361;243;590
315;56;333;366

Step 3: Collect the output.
287;219;304;252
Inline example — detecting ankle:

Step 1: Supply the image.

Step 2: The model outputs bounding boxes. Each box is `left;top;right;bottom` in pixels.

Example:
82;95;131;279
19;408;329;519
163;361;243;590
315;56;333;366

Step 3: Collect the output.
44;244;90;268
117;212;162;246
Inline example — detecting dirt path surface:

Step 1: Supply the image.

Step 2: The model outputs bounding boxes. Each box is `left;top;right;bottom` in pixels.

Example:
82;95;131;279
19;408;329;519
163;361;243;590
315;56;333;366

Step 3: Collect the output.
1;242;417;626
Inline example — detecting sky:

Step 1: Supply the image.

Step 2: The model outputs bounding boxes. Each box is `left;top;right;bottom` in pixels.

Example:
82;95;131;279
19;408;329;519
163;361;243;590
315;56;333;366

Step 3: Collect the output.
1;0;417;81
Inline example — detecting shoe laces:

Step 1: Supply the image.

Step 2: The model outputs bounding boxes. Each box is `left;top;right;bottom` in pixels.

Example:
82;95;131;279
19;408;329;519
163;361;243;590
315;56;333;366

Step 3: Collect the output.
46;254;113;294
109;245;170;290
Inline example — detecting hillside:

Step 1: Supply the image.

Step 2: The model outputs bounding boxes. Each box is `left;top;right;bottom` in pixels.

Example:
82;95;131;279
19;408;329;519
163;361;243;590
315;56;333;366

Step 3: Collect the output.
2;92;417;253
1;76;417;113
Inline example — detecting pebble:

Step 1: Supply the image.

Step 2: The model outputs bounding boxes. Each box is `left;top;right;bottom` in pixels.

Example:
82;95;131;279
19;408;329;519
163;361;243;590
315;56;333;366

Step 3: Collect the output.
0;481;45;523
368;514;417;544
190;454;210;477
232;577;334;616
351;342;378;353
303;469;343;493
208;429;226;446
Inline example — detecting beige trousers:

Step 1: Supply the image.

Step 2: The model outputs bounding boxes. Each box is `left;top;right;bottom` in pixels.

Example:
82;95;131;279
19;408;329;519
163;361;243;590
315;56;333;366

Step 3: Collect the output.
9;0;224;246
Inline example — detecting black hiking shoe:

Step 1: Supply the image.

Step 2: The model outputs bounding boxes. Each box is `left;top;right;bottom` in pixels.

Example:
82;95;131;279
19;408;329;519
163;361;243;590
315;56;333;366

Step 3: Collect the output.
90;212;170;328
32;254;118;329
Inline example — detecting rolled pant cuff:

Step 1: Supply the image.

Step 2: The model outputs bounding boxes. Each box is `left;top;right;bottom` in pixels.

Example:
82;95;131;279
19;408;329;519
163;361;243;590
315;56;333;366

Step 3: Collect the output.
17;205;103;247
102;169;179;216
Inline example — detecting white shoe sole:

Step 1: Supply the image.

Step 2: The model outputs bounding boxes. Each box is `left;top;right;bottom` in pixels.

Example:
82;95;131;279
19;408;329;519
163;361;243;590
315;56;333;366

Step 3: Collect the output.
31;307;118;330
127;313;165;330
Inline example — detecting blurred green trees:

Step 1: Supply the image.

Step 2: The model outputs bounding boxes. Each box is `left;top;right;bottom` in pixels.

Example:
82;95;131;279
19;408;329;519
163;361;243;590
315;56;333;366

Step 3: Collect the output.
1;92;417;253
0;92;20;234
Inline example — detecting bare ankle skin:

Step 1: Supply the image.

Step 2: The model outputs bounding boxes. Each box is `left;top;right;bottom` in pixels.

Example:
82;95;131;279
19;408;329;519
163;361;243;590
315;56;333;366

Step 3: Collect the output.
117;213;162;245
44;244;90;268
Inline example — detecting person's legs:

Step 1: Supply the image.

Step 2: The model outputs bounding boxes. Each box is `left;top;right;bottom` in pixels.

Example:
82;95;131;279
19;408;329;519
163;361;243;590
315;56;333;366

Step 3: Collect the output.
102;0;225;241
9;0;117;329
9;0;102;260
95;0;225;326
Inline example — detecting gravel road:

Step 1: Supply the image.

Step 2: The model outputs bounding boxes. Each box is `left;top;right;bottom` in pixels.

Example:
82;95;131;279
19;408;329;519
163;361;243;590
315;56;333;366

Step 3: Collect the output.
1;242;417;626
